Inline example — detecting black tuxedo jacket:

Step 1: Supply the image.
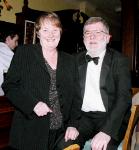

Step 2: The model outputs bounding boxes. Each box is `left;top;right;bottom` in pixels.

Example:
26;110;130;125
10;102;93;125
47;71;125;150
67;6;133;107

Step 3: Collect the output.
76;48;132;141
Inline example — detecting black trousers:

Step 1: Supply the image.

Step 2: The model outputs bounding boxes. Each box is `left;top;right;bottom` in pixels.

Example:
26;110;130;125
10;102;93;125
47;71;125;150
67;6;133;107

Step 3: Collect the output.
77;111;120;150
56;111;120;150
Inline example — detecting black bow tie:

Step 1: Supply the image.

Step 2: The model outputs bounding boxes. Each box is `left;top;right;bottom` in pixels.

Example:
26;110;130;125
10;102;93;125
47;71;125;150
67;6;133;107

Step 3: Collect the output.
86;55;99;65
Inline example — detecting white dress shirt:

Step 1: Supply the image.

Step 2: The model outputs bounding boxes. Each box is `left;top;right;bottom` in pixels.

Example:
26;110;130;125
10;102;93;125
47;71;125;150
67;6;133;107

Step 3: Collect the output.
0;42;14;95
81;50;106;112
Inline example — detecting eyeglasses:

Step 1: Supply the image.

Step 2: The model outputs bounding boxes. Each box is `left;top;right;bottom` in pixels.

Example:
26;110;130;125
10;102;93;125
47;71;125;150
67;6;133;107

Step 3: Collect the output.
84;30;108;37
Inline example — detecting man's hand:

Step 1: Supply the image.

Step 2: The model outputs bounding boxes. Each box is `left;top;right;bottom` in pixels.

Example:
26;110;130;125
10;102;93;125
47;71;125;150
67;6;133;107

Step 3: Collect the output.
91;132;111;150
33;101;52;116
64;127;79;142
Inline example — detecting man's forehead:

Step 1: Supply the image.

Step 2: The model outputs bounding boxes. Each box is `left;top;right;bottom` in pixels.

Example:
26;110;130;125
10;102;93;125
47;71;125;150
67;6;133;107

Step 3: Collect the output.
84;22;104;30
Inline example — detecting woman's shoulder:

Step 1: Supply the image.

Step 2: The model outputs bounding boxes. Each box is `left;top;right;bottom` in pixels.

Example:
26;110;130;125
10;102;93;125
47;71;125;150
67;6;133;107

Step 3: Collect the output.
59;51;77;65
17;44;37;50
59;51;74;59
16;44;39;54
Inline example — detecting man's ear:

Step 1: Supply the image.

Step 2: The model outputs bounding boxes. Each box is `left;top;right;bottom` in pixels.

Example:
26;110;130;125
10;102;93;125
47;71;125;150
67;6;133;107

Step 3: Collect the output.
5;36;12;47
106;34;111;44
5;36;11;43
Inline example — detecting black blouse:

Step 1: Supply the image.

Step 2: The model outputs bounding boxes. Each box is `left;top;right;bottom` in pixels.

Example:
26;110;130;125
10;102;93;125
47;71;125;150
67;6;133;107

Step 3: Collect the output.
45;60;63;130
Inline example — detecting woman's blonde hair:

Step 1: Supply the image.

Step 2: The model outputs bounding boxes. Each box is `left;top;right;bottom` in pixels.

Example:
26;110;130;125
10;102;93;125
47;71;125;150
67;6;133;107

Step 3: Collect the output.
35;12;62;35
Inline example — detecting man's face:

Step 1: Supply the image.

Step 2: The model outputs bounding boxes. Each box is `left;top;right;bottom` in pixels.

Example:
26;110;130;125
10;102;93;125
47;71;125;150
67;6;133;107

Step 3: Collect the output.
83;22;110;56
6;34;19;50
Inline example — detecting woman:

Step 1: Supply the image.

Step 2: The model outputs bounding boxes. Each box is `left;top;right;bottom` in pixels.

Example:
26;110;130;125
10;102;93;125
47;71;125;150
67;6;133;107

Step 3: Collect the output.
2;12;81;150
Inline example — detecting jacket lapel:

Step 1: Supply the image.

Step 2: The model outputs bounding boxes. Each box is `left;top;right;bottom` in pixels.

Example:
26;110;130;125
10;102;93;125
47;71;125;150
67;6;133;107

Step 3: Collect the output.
33;44;49;73
78;52;88;99
100;49;113;110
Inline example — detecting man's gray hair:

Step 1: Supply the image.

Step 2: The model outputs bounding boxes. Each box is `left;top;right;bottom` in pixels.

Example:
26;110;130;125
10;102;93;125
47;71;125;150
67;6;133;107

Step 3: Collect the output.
83;17;109;33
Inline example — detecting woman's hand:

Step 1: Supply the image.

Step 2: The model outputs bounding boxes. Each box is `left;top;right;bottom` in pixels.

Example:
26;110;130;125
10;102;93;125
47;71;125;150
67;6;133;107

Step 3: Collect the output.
64;127;79;142
33;101;52;117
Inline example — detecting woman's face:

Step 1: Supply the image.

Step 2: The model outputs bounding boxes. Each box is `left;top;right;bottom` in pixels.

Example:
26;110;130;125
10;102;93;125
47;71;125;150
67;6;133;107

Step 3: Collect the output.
38;20;61;50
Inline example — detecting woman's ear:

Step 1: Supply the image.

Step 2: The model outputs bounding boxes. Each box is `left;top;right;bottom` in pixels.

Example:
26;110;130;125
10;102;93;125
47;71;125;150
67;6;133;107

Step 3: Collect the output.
36;32;40;38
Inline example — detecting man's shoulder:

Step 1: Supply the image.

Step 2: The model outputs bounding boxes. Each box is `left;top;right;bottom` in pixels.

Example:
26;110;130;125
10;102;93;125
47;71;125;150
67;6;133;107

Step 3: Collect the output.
76;51;86;61
59;51;72;57
0;42;12;53
73;51;87;67
107;48;127;59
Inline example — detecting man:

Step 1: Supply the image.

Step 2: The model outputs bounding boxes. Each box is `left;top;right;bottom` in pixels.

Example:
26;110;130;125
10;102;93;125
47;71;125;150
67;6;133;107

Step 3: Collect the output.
76;17;132;150
0;29;19;95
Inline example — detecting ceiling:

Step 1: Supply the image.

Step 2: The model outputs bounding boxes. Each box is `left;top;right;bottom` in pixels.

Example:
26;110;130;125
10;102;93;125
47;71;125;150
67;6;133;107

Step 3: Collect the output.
80;0;121;26
86;0;121;13
82;0;121;40
64;0;121;16
77;0;122;40
64;0;121;40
